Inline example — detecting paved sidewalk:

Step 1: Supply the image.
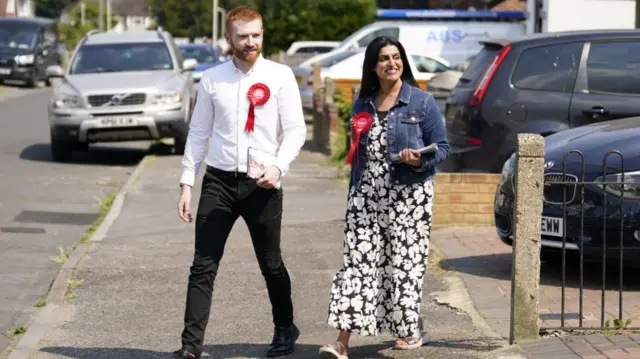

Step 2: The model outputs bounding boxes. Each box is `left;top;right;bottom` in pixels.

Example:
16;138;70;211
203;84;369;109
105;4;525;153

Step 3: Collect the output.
432;228;640;358
23;150;511;359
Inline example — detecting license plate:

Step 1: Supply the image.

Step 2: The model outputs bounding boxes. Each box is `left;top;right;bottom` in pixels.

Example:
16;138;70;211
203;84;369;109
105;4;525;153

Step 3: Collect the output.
540;216;563;237
97;117;139;128
0;68;11;75
295;75;302;83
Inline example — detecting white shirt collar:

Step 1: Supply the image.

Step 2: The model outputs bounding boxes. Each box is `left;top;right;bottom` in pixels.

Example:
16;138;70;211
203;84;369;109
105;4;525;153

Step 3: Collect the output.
230;53;265;75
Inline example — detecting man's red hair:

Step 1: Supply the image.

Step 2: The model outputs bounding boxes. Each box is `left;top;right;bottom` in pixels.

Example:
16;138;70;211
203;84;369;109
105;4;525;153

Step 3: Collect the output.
226;6;262;33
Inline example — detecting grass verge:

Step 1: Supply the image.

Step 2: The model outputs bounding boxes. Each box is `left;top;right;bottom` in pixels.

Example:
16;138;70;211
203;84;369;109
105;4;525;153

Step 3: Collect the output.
51;189;117;264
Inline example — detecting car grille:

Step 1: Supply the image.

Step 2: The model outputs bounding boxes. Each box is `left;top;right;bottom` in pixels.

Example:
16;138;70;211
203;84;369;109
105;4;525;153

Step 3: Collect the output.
0;57;14;66
544;173;578;205
87;93;146;107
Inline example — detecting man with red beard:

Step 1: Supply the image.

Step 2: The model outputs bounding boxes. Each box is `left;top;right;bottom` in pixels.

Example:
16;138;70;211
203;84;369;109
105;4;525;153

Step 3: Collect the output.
174;6;306;359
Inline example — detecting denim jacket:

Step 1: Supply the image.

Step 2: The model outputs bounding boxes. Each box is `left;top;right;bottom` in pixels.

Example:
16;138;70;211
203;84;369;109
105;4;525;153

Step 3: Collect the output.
348;81;449;191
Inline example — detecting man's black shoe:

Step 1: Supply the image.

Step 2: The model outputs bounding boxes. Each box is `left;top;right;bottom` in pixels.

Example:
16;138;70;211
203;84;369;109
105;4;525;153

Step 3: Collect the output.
266;323;300;357
172;349;198;358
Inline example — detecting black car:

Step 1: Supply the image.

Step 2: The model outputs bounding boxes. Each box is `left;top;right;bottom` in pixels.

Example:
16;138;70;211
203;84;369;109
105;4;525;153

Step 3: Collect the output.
0;17;59;87
444;30;640;173
494;117;640;263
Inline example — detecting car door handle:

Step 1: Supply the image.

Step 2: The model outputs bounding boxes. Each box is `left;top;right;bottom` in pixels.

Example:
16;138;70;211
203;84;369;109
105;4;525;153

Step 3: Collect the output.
583;107;609;115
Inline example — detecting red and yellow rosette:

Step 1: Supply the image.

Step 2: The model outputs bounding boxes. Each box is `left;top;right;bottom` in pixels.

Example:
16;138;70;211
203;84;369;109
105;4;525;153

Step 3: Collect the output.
245;82;271;133
346;111;373;165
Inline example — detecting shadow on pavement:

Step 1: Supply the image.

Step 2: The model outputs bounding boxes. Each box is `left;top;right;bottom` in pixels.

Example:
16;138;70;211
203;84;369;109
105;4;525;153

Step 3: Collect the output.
19;142;175;166
39;342;397;358
442;252;640;291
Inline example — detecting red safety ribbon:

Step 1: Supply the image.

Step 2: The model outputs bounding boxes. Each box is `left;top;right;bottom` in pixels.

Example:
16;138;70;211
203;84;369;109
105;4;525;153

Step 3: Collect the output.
346;112;373;165
245;82;271;133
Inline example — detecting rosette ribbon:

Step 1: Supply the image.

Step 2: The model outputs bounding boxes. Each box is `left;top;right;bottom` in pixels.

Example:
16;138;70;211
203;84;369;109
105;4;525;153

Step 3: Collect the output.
345;112;373;165
245;82;271;133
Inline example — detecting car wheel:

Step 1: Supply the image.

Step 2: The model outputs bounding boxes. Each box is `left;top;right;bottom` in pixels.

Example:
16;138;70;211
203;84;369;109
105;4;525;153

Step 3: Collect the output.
44;77;52;87
50;137;73;162
173;134;186;155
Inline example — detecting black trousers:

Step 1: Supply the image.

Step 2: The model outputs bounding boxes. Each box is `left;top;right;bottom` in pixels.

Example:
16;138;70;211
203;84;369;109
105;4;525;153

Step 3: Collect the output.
181;166;293;356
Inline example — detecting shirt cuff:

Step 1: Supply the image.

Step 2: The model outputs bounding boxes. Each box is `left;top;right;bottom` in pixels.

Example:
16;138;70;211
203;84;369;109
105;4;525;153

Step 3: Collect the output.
179;169;196;187
273;159;289;177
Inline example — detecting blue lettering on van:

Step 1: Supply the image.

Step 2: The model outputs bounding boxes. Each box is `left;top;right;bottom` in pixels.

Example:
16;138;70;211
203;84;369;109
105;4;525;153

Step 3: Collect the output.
426;30;464;43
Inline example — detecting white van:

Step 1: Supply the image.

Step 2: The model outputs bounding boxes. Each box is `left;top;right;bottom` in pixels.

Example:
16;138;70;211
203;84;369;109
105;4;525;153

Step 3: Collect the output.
299;9;527;69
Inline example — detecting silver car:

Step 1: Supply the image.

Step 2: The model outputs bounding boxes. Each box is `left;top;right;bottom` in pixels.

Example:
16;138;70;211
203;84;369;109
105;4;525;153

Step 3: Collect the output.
45;28;198;162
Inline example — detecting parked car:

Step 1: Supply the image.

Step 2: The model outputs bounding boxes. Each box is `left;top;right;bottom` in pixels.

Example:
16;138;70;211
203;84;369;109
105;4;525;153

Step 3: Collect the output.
286;41;339;55
296;9;526;72
293;49;450;112
444;29;640;173
494;116;640;263
46;28;198;161
0;17;60;87
178;43;221;82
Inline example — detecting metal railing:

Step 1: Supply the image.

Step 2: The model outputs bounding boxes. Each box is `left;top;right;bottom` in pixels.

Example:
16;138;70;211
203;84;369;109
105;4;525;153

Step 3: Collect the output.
539;149;639;332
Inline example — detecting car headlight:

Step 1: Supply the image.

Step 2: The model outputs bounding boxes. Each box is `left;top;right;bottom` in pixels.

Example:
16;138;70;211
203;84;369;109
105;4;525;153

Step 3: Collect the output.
594;170;640;199
15;54;34;65
53;92;81;108
152;90;182;105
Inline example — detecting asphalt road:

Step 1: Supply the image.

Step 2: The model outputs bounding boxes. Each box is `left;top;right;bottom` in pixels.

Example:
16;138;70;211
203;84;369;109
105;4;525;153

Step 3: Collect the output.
0;87;151;354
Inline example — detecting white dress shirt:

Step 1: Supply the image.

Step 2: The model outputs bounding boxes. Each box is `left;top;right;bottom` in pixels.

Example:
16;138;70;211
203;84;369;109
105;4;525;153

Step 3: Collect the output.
179;54;307;187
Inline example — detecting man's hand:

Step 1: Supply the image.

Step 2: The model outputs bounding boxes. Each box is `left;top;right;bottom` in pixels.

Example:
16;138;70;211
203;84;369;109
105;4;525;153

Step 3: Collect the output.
256;166;281;189
177;184;193;223
399;148;422;167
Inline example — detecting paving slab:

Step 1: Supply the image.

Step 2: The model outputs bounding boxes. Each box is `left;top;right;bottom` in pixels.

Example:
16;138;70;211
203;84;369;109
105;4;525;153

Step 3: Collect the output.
431;227;640;359
0;88;151;356
17;150;512;359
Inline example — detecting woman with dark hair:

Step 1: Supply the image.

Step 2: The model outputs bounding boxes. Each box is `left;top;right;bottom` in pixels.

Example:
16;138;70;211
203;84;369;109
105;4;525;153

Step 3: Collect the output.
319;36;449;359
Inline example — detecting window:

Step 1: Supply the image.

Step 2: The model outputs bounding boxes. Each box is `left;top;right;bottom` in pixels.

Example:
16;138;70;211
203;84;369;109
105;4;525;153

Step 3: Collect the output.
511;42;582;92
295;46;334;54
70;42;173;74
179;46;217;64
412;55;449;73
0;23;38;50
357;27;400;47
586;41;640;96
459;45;502;88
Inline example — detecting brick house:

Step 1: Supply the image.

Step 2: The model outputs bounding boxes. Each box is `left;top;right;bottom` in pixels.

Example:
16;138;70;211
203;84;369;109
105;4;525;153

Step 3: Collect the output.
66;0;153;31
1;0;35;17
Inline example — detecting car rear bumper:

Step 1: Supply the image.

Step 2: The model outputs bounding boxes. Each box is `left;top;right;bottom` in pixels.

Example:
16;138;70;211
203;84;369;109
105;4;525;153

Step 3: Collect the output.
50;105;187;143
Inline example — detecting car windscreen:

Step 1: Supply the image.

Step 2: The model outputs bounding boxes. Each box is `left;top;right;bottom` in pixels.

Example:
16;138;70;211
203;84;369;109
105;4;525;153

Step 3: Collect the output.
321;51;358;68
457;45;502;88
180;46;218;64
69;42;174;74
0;23;38;50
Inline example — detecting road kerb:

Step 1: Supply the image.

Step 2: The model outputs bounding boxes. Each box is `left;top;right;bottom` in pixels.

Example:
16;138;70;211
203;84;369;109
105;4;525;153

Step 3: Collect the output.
5;154;154;359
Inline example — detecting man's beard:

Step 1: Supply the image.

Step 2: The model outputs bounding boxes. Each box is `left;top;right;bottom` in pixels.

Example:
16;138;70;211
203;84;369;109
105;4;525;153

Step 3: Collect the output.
231;43;261;62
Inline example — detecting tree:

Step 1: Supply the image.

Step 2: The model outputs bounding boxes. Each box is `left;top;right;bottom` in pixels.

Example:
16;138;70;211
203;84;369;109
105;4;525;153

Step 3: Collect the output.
58;1;118;52
34;0;72;19
148;0;376;55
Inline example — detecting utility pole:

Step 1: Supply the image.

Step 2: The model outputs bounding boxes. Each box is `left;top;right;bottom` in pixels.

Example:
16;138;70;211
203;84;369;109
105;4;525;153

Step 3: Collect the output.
98;0;103;31
636;0;640;28
106;0;111;31
212;0;219;46
81;2;86;25
14;0;19;17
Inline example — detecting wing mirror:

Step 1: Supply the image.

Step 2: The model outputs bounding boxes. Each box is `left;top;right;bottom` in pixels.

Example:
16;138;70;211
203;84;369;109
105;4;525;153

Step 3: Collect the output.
45;65;64;78
183;58;198;71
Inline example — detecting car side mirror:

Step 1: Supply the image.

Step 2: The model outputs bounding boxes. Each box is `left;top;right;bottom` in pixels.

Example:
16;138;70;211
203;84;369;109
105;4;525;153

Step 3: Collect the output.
183;58;198;71
46;65;64;78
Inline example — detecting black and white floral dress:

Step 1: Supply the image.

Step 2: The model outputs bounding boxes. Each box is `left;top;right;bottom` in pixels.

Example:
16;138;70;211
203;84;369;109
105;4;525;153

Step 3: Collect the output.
327;109;435;338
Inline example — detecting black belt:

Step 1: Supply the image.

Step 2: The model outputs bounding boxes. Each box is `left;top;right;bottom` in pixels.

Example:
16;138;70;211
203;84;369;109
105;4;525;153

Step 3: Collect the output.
206;165;248;178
